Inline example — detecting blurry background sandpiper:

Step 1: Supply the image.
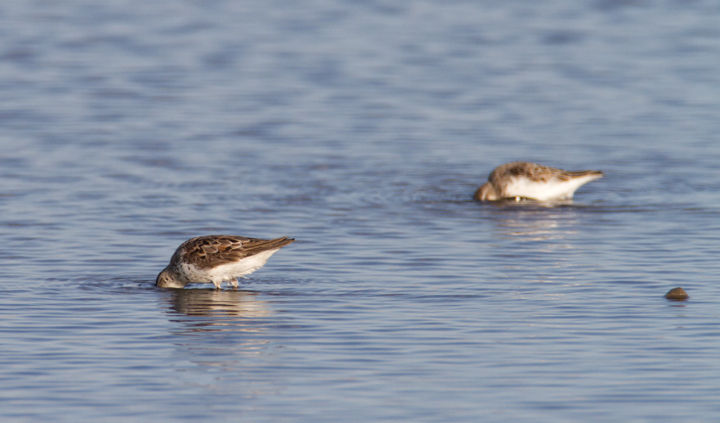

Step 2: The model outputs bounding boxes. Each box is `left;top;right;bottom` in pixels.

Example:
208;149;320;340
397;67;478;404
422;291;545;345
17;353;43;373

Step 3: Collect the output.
474;161;604;202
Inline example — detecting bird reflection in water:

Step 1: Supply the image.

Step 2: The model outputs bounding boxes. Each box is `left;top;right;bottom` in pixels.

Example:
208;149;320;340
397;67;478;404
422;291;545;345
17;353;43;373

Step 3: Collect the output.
486;203;594;291
161;288;272;334
488;202;582;243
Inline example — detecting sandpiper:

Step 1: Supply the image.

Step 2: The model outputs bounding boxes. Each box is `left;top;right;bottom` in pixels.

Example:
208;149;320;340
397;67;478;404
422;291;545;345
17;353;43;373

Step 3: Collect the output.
474;161;604;202
156;235;294;289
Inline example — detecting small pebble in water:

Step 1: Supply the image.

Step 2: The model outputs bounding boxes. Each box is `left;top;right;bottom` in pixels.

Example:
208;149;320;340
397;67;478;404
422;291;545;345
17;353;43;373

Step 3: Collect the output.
664;287;689;301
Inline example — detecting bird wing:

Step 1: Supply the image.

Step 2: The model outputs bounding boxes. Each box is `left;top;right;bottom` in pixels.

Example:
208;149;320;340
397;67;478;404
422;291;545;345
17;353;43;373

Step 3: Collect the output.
173;235;294;270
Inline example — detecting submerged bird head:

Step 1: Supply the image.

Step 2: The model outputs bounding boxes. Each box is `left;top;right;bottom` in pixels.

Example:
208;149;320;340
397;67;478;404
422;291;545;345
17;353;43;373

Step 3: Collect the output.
156;267;186;288
474;182;499;201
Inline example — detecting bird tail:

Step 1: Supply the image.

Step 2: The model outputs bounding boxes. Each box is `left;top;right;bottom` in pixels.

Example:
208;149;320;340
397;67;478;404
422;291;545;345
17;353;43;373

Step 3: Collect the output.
243;237;295;255
567;170;604;181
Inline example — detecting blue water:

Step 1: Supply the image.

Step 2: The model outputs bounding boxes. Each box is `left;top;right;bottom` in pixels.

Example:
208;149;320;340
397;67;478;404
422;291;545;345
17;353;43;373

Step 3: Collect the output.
1;0;720;421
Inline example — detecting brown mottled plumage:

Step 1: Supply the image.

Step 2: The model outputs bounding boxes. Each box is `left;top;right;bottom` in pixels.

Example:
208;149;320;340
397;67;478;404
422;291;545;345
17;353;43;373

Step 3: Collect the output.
474;161;604;201
156;235;294;289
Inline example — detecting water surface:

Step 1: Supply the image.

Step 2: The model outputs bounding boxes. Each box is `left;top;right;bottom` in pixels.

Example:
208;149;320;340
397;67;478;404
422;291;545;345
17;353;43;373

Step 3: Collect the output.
1;0;720;421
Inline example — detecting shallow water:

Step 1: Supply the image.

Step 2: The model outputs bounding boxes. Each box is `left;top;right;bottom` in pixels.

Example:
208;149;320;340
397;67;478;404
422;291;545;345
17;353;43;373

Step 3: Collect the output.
1;0;720;421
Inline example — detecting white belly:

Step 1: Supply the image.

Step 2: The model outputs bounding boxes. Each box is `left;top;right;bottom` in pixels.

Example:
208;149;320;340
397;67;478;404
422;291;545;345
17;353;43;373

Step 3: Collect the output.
177;248;283;284
206;248;282;281
504;175;599;201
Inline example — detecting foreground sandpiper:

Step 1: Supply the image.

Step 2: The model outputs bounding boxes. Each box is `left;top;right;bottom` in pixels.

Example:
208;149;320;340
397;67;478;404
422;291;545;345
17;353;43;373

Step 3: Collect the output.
156;235;294;289
474;161;604;202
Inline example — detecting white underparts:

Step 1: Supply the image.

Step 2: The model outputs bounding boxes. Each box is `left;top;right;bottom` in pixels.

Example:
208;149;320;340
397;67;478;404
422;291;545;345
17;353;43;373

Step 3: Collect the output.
503;173;602;201
178;248;283;287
